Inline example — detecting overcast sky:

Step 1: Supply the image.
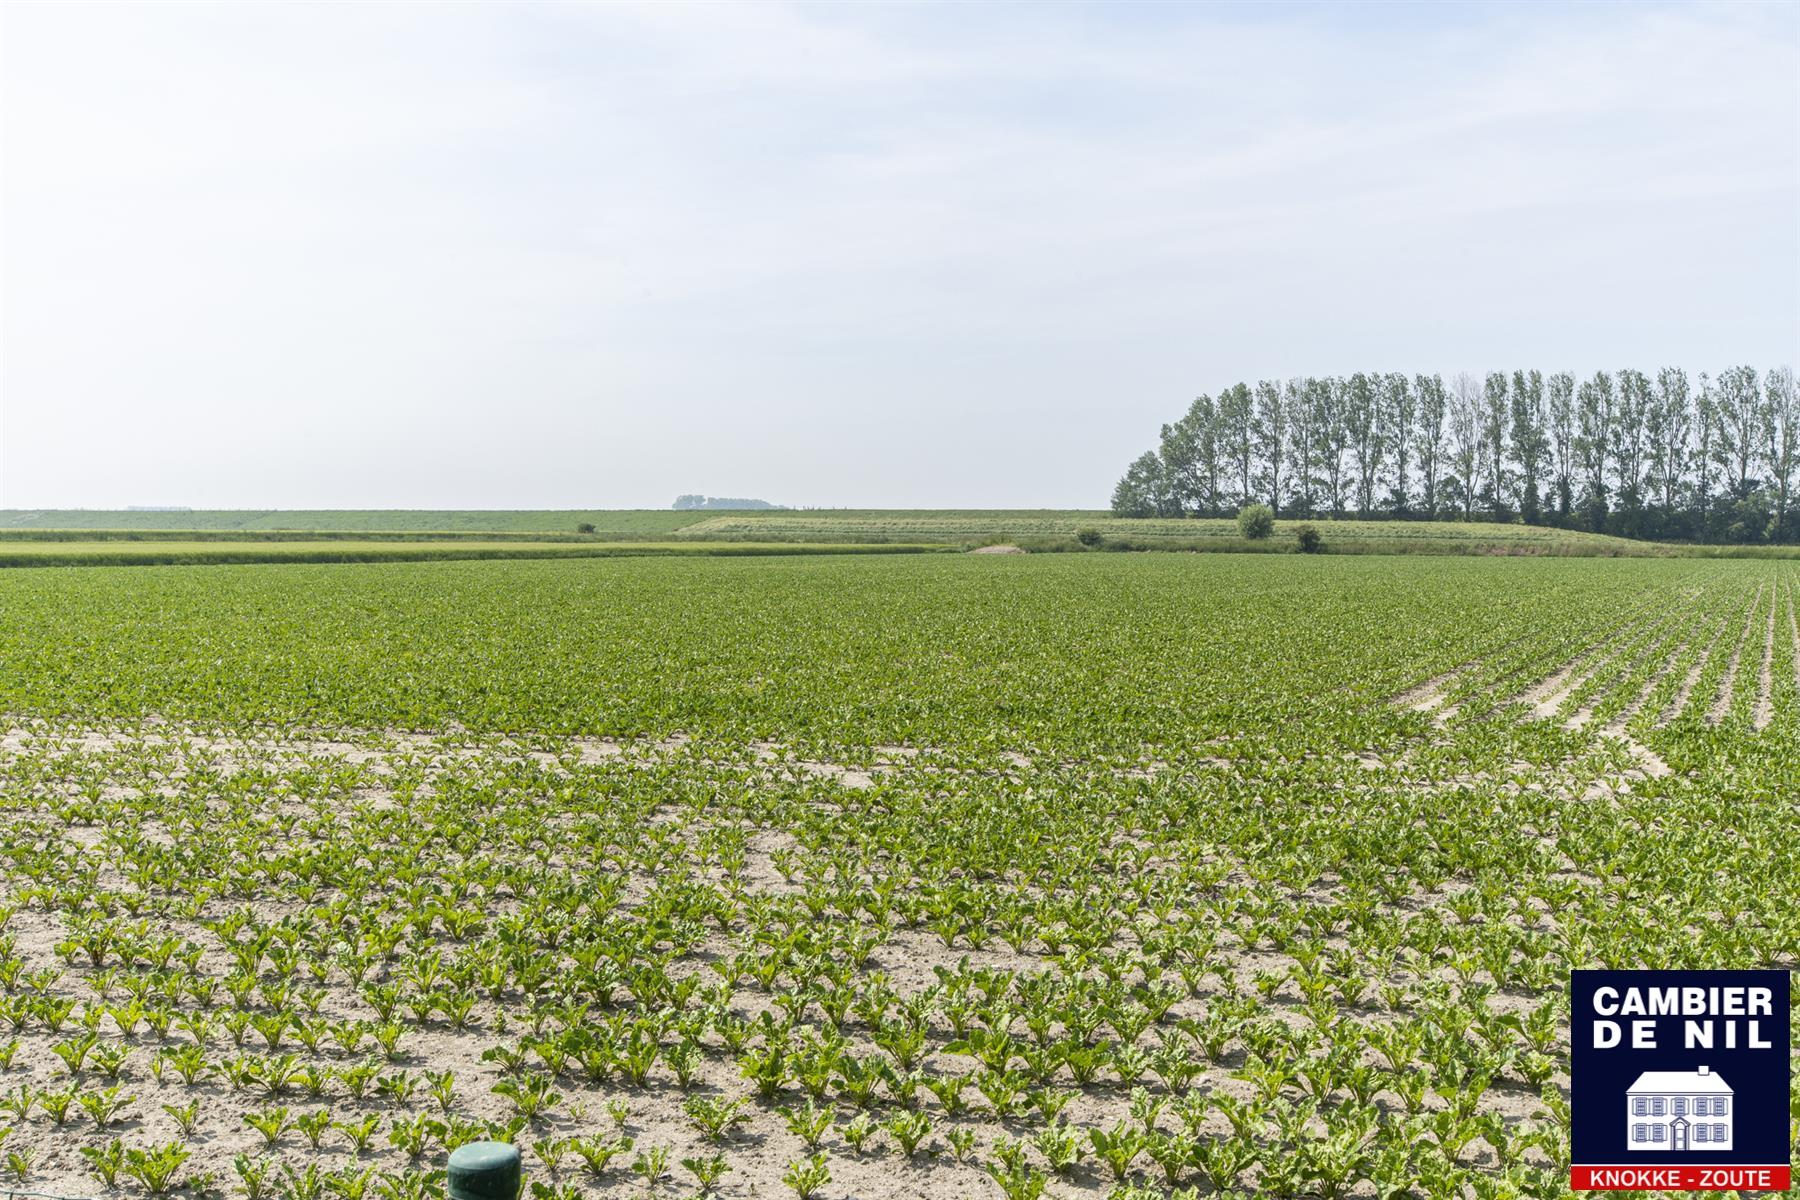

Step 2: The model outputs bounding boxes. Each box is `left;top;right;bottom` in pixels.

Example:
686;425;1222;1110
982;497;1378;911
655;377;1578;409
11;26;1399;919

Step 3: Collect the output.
2;1;1796;510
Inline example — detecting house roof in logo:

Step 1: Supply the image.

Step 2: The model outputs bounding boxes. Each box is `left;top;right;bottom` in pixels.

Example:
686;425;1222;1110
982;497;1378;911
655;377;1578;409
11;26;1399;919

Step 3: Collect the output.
1626;1068;1732;1094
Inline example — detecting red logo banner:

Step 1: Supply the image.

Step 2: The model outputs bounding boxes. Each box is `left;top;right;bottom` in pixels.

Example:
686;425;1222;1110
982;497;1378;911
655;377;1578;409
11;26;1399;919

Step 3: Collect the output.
1572;1165;1791;1191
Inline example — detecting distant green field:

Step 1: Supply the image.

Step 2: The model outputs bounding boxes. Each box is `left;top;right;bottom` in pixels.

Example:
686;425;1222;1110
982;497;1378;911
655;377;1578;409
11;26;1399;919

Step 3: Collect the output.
0;540;943;568
0;509;711;534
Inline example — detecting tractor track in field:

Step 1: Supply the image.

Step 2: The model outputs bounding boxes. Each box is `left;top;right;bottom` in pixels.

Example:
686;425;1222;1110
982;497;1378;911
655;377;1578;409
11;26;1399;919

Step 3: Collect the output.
1663;614;1729;726
1754;579;1778;730
1788;580;1800;717
1708;583;1767;725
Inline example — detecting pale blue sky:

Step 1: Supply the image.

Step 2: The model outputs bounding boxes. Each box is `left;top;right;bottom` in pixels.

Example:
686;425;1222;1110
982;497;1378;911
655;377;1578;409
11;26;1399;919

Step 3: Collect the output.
2;0;1795;509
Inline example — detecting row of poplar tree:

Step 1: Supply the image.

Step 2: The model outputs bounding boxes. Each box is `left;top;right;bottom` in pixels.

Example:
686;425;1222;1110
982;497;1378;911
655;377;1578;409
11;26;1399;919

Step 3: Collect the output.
1112;366;1799;544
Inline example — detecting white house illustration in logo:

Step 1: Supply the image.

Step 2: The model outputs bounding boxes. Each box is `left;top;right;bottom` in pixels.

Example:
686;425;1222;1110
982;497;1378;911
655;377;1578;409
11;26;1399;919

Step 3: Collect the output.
1626;1065;1732;1151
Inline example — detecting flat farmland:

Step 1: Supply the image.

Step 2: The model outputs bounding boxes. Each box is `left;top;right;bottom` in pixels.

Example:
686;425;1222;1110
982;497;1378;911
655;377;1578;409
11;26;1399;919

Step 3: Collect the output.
0;554;1793;1200
0;542;943;569
0;512;715;536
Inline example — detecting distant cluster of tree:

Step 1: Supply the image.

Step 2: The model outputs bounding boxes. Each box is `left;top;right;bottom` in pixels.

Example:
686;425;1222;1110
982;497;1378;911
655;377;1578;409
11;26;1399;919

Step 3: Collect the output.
672;495;785;511
1113;366;1799;544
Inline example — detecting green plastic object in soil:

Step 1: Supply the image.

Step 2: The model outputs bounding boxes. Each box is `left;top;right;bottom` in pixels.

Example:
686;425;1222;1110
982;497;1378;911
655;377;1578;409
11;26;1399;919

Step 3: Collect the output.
448;1141;522;1200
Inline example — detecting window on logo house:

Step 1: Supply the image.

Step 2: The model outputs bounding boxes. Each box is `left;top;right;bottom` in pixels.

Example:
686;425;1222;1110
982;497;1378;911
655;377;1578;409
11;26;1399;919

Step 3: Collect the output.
1673;1097;1687;1115
1717;1098;1728;1115
1652;1098;1666;1116
1653;1125;1667;1143
1714;1124;1725;1140
1696;1125;1709;1143
1633;1097;1648;1116
1695;1097;1710;1116
1634;1124;1647;1143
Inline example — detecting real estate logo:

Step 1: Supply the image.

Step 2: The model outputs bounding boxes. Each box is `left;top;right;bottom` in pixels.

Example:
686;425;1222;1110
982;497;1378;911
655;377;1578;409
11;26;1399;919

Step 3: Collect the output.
1572;969;1790;1191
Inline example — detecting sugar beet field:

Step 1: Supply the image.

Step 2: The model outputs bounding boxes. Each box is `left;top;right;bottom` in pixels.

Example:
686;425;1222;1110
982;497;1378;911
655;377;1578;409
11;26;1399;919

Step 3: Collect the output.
0;554;1793;1200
